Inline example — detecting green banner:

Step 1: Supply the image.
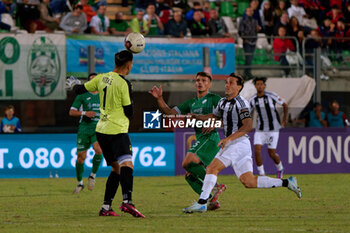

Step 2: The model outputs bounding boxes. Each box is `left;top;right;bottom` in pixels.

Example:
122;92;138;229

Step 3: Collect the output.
0;34;66;100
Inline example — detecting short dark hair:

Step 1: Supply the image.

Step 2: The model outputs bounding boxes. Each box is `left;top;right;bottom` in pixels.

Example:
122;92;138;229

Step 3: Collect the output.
338;18;345;23
88;73;97;80
196;71;212;81
115;50;133;67
331;4;339;9
137;9;145;13
253;77;267;85
313;102;321;108
5;105;14;111
331;100;339;105
74;4;83;10
278;26;287;31
193;2;201;6
228;73;244;93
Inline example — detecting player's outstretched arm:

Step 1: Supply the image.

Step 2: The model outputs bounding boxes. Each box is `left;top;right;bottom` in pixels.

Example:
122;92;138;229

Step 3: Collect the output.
65;76;88;95
149;85;178;115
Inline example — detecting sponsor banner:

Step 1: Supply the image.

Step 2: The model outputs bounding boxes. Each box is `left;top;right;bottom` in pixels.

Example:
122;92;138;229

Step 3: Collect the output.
0;34;66;100
0;133;175;178
66;35;235;77
175;128;350;175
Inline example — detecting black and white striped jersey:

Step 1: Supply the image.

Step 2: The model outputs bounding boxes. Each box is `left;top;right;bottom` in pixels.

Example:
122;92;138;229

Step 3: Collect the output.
249;91;285;132
213;95;251;137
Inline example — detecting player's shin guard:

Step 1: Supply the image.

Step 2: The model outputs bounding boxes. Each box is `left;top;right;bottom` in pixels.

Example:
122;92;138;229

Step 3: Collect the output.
92;154;103;174
104;171;120;205
76;161;84;182
185;174;204;195
185;162;206;180
257;176;283;188
120;167;133;203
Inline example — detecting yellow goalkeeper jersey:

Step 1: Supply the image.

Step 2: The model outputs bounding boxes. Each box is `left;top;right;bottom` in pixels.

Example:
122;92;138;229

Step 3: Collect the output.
84;72;132;135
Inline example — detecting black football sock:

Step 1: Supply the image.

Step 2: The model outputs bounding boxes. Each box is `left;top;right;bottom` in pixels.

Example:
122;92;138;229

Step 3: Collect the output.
120;166;133;203
282;179;289;187
103;171;120;206
198;199;208;204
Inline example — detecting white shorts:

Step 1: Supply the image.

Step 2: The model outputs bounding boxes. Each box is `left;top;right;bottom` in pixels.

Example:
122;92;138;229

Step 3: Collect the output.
215;137;253;178
253;131;280;149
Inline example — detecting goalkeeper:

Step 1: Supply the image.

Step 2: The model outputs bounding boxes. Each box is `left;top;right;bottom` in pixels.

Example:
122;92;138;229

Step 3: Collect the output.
69;73;103;194
149;71;226;210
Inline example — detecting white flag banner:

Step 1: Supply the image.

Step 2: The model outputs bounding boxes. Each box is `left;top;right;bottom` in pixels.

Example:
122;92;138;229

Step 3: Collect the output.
241;75;316;124
0;34;66;100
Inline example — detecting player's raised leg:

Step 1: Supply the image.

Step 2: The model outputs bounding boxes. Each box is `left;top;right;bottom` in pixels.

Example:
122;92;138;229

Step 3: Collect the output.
235;149;300;198
73;151;86;194
240;171;301;198
88;141;103;190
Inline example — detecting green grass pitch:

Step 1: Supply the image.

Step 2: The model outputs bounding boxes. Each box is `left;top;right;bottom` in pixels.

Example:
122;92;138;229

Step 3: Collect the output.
0;174;349;233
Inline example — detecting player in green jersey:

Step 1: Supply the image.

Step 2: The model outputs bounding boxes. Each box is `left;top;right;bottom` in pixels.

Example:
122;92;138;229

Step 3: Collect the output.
66;50;145;218
149;71;227;210
69;73;103;194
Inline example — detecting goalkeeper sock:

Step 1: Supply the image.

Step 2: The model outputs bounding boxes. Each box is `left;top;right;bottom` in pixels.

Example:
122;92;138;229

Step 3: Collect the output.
103;171;120;205
76;161;84;182
120;167;133;203
92;154;103;174
185;162;206;180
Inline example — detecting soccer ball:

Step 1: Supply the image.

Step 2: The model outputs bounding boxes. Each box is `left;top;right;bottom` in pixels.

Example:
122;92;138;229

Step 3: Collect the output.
124;32;145;54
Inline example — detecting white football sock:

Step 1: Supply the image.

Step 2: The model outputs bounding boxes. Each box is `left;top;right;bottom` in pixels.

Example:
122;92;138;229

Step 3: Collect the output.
199;174;217;201
275;161;283;171
102;204;110;211
78;181;83;185
90;173;96;178
257;176;283;188
257;165;265;176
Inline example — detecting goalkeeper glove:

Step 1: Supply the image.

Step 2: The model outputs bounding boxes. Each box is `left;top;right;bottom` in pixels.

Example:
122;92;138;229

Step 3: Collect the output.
65;76;81;90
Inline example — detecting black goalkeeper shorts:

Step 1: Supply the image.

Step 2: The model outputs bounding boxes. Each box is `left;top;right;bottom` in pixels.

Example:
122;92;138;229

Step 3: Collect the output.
96;132;132;165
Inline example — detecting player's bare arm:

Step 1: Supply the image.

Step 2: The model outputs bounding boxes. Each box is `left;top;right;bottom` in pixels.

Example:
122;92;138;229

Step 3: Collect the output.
149;85;178;115
69;109;96;118
218;116;252;149
250;108;254;119
192;114;221;135
202;123;221;135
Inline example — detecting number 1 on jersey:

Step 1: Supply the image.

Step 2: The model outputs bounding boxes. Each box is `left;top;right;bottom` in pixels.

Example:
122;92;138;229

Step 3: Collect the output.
103;86;107;110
